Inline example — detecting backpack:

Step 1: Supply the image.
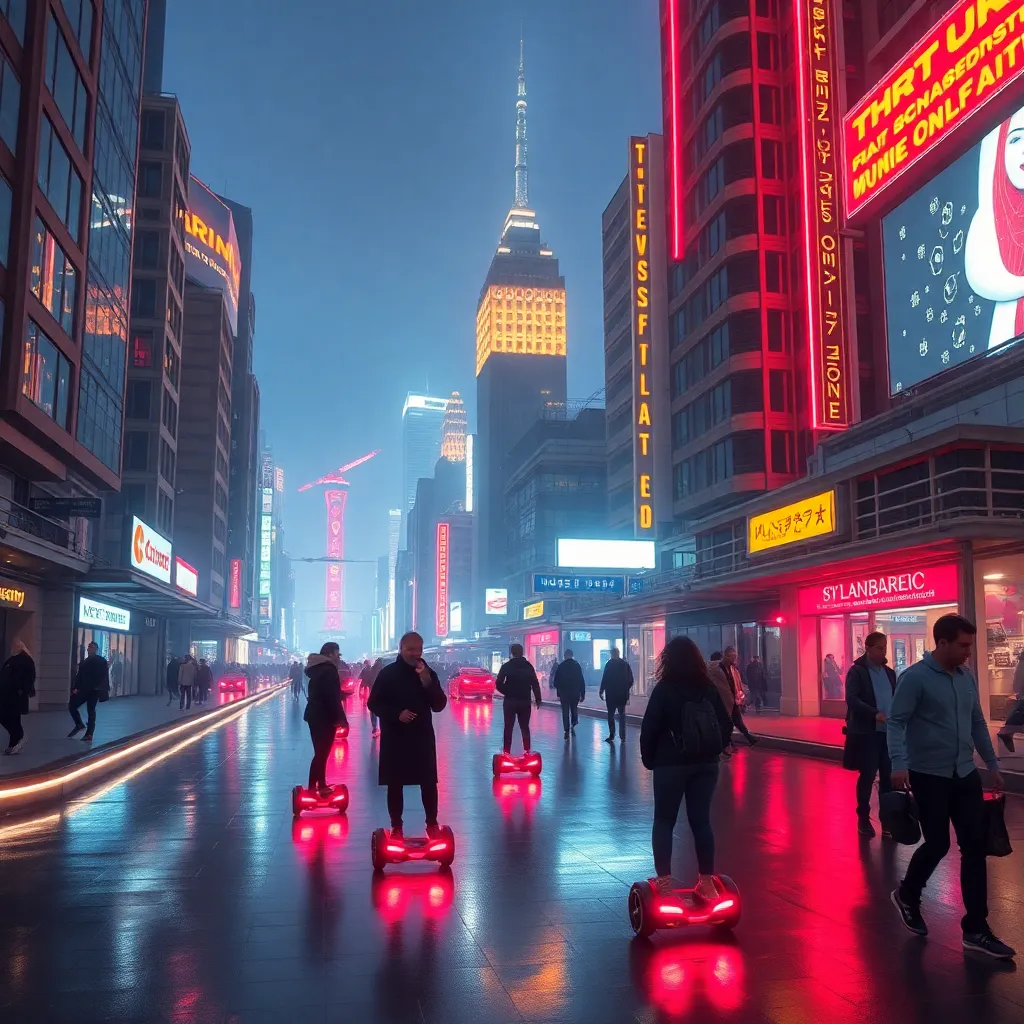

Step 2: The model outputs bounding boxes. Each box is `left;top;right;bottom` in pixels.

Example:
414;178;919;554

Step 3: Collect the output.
673;693;724;759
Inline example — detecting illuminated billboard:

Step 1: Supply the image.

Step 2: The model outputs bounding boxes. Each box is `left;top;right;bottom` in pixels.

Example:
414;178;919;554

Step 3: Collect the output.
882;101;1024;392
748;491;837;554
259;487;272;622
523;600;544;621
185;176;241;335
229;559;242;609
557;538;657;570
475;284;567;376
663;0;685;261
436;523;450;638
485;588;508;616
174;557;199;597
130;516;171;584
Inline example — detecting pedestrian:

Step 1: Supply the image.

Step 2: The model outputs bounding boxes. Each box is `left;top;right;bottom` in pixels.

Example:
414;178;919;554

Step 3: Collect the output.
639;636;731;895
196;658;213;706
599;646;634;743
745;654;767;712
495;643;542;754
303;642;347;797
0;641;36;755
367;632;448;839
996;650;1024;752
721;647;757;747
842;631;896;837
290;660;305;701
888;613;1014;959
178;654;197;711
69;641;109;741
367;657;384;736
707;652;734;756
553;648;586;740
165;654;181;705
823;654;843;699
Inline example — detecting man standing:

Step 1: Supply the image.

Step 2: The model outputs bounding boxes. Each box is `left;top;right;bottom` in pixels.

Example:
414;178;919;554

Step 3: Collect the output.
165;654;180;706
843;631;896;837
888;614;1014;959
745;655;767;713
69;641;109;741
178;654;198;711
495;644;542;754
196;658;213;706
553;648;586;740
599;647;633;743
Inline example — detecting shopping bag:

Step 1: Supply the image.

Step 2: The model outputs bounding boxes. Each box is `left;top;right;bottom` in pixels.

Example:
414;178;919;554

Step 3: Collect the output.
983;793;1013;858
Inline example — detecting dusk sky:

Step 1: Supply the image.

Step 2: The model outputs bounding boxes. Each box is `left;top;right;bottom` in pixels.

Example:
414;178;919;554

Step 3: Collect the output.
163;0;662;649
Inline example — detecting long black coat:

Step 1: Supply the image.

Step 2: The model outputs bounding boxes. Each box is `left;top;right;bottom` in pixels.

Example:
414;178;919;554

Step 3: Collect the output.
0;651;36;714
368;657;447;786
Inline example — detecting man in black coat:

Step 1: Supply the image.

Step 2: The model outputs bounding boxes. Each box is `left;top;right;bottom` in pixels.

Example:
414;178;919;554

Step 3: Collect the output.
553;648;586;740
304;642;347;797
368;631;448;839
165;655;180;705
0;641;35;754
495;643;542;754
599;647;634;743
69;641;109;741
843;631;897;837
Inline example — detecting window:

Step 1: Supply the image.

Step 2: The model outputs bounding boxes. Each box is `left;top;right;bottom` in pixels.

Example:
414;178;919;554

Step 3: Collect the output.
765;251;787;293
763;195;782;235
76;368;122;472
126;380;150;419
761;139;781;180
769;369;792;412
216;449;228;480
131;278;157;317
758;85;781;125
163;338;179;388
157;489;173;533
22;321;72;428
134;228;160;269
213;515;227;543
733;431;765;473
757;32;779;70
166;294;181;337
217;416;229;448
767;309;789;352
132;331;154;367
30;218;77;335
159;438;175;483
121;483;145;518
0;173;11;266
731;370;764;413
771;430;795;473
0;0;26;44
60;0;93;60
45;13;88;149
140;108;165;150
214;483;227;512
138;161;162;199
37;117;83;242
161;386;177;434
124;431;148;471
0;47;18;157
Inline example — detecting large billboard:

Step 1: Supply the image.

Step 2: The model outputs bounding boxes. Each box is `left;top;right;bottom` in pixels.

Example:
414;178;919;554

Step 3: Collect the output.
184;176;241;335
882;100;1024;392
557;538;657;570
130;516;171;584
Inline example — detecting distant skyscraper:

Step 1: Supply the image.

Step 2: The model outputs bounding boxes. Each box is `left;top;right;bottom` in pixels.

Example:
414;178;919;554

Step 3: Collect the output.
441;392;468;461
402;393;447;544
475;39;567;601
387;508;401;644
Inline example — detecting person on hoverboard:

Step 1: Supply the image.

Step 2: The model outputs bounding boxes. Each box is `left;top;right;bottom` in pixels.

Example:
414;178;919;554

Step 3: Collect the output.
368;632;448;840
304;642;348;799
495;643;542;755
639;636;732;900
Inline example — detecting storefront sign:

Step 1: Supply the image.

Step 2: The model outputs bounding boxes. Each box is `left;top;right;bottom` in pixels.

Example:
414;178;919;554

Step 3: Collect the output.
229;559;242;609
274;467;285;493
450;601;462;633
0;581;26;608
175;557;199;597
485;588;508;616
796;0;849;430
799;563;959;615
569;631;592;642
525;631;557;647
78;597;131;632
523;600;545;621
844;0;1024;222
436;523;450;638
31;496;102;519
130;516;171;584
533;573;625;594
748;490;836;554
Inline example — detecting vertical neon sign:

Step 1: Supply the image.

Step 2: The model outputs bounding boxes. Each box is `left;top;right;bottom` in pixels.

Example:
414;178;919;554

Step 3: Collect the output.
435;522;450;638
664;0;685;261
325;490;347;631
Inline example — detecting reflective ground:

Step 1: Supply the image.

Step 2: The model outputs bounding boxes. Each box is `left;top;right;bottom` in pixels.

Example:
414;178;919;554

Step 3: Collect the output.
2;691;1023;1023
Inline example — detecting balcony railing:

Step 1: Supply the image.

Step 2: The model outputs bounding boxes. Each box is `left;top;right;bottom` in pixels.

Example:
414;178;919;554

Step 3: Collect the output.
0;495;89;557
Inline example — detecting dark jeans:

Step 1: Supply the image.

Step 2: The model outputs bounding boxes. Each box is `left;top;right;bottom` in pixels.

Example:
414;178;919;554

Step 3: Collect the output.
731;705;752;741
0;709;23;746
1003;697;1024;730
856;731;892;818
652;761;720;877
179;685;192;710
307;722;335;790
560;699;579;733
503;698;532;752
387;783;439;830
69;692;98;735
606;700;626;739
901;769;987;934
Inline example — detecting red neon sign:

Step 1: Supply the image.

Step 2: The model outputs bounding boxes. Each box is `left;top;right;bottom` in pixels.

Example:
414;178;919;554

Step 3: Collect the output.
663;0;685;261
798;563;959;615
525;631;558;647
229;559;242;609
435;522;450;638
325;490;347;632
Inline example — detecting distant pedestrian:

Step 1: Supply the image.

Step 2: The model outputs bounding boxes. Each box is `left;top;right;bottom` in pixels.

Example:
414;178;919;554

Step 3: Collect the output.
495;644;542;754
722;647;757;747
196;658;213;706
165;655;181;705
0;641;36;755
178;655;198;711
996;651;1024;752
599;647;634;743
745;655;767;713
290;660;304;701
553;649;586;740
367;657;384;736
69;641;109;741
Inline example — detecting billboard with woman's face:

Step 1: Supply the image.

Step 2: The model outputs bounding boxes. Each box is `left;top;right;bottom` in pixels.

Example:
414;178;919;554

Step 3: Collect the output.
882;104;1024;394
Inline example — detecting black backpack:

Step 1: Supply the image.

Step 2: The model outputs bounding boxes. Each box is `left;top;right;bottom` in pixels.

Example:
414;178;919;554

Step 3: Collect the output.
673;693;724;759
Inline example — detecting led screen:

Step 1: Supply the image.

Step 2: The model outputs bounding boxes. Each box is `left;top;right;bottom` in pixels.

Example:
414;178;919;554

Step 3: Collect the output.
557;538;657;570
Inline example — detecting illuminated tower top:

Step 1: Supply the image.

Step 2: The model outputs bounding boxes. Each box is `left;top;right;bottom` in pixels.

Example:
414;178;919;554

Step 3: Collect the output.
515;38;529;209
441;391;468;461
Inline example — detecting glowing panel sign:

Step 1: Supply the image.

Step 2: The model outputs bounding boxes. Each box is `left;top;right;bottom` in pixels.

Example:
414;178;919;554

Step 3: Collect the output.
798;563;959;615
325;490;347;632
436;522;450;638
174;557;199;597
465;434;474;513
748;491;837;554
663;0;685;260
274;467;285;493
485;588;508;616
557;538;657;570
184;176;241;335
78;597;130;631
229;559;242;609
523;600;545;621
130;516;171;583
843;0;1024;222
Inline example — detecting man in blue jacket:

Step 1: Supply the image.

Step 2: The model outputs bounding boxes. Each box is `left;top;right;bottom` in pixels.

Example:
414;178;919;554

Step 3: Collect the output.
887;614;1013;959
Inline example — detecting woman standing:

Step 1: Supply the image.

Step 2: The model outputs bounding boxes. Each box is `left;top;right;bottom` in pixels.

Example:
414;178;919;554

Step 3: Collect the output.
639;637;731;897
0;641;36;755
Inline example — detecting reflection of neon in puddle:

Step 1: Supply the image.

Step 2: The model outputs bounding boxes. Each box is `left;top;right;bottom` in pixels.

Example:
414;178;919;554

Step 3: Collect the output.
645;944;746;1017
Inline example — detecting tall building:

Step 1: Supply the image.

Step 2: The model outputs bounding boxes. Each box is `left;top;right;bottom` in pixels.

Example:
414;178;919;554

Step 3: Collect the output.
475;40;567;608
441;390;467;461
386;507;400;645
401;392;446;543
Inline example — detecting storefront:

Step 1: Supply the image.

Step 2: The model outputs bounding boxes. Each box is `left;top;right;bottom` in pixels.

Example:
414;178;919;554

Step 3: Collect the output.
525;630;560;684
75;595;141;697
974;551;1024;721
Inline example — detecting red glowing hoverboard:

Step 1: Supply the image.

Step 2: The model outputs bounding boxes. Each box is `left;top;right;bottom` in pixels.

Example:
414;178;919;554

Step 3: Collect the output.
335;722;350;739
371;827;456;871
492;750;543;777
291;784;350;817
628;875;741;938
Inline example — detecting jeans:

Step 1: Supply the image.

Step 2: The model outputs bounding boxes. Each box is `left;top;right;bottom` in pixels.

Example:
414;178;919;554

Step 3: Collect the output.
0;709;23;747
856;731;892;818
503;698;532;752
1003;697;1024;730
901;769;988;934
307;722;335;790
560;699;579;733
387;783;439;829
179;685;193;710
731;705;752;741
69;692;98;735
606;701;626;739
652;762;720;877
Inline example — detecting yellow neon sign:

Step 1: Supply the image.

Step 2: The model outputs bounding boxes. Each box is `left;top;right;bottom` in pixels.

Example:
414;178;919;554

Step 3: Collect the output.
748;490;837;554
523;600;545;621
631;137;655;533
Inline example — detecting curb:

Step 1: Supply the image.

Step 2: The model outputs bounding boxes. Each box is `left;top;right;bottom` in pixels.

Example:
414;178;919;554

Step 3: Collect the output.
0;683;288;817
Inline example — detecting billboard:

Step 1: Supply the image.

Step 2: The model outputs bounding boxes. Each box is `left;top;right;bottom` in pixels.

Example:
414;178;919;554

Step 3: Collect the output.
523;600;544;621
485;588;508;616
748;491;837;555
436;523;450;638
533;574;625;594
184;176;241;334
229;559;242;608
78;597;131;631
882;101;1024;393
130;516;171;583
174;557;199;597
324;490;347;631
798;564;959;615
557;538;657;570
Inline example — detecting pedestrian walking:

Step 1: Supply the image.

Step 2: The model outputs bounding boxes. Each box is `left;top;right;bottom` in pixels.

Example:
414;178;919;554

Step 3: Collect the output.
0;641;35;755
745;655;767;712
599;647;634;743
165;654;181;705
553;649;586;739
69;641;109;741
178;654;198;711
196;658;213;706
722;646;757;747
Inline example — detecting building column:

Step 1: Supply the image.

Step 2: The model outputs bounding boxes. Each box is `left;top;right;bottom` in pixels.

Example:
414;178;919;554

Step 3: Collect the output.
37;587;76;708
780;584;819;717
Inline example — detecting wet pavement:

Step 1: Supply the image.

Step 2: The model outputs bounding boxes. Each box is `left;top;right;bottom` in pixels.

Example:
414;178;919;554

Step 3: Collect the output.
2;689;1023;1023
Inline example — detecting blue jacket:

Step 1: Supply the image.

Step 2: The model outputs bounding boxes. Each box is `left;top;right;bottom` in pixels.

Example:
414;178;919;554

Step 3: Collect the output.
887;653;998;777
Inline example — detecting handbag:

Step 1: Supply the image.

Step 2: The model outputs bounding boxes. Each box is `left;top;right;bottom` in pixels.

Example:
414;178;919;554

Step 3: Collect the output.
983;793;1013;858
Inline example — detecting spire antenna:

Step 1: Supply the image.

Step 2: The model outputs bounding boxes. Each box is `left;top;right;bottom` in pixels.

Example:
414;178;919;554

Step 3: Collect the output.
514;36;529;209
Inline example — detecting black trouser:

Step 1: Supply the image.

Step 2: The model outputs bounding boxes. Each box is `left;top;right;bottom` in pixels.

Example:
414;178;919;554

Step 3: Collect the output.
307;722;335;790
901;769;987;934
855;731;892;818
731;704;752;741
560;699;579;733
387;783;439;829
606;700;626;739
652;762;720;877
179;685;192;710
69;692;98;734
503;698;532;752
1;708;23;746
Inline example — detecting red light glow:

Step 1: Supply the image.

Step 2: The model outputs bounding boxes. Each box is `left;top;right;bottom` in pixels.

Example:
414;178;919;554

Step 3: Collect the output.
658;904;685;915
386;843;405;854
436;522;450;638
665;0;684;261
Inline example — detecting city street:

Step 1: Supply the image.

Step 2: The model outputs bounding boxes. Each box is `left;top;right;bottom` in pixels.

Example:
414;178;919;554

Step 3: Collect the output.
2;690;1023;1023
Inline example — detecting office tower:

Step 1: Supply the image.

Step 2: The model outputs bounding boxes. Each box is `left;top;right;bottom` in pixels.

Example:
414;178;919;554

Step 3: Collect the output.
401;392;447;544
441;391;467;461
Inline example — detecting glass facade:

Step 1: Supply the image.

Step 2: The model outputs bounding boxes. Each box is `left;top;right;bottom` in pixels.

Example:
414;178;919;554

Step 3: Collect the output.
30;217;77;335
22;320;72;428
45;11;89;149
0;43;19;155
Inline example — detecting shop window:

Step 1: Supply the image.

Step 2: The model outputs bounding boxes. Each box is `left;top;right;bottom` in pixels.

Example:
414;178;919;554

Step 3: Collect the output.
981;555;1024;720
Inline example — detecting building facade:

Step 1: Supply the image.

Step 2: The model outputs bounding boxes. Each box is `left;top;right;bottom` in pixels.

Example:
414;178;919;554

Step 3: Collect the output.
401;392;446;545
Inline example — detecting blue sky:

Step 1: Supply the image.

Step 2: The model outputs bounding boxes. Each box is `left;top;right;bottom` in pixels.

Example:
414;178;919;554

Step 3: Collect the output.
163;0;662;649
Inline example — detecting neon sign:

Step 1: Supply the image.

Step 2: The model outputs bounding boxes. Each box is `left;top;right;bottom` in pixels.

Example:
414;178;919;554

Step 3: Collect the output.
798;563;959;614
795;0;849;430
436;522;450;638
229;559;242;609
748;491;836;554
324;490;346;631
664;0;685;261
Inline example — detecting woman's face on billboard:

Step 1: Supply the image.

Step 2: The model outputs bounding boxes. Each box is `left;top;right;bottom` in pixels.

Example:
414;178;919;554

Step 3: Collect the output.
1003;110;1024;190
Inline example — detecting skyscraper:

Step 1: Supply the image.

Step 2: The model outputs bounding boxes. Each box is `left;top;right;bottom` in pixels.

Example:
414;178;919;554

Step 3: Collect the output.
441;391;468;461
387;508;401;645
401;393;447;544
475;40;567;603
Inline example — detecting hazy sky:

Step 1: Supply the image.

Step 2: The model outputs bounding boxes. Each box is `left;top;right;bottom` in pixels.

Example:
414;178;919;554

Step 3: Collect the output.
163;0;661;648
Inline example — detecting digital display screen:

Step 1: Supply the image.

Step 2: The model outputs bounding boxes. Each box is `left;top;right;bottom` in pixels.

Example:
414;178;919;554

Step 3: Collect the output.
184;176;241;335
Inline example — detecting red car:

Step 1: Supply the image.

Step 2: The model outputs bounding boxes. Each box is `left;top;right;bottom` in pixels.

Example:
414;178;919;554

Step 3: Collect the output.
449;666;496;701
341;675;358;697
218;673;247;694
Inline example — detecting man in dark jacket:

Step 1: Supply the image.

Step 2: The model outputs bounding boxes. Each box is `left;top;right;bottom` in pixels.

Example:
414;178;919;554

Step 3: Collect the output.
196;658;213;706
745;655;767;712
368;631;447;839
69;642;109;741
0;641;35;754
495;643;542;754
553;649;586;740
599;647;634;743
304;642;347;797
844;631;897;837
165;655;180;705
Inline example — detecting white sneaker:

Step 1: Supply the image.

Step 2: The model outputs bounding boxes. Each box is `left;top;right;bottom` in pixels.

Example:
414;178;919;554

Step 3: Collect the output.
9;739;24;754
